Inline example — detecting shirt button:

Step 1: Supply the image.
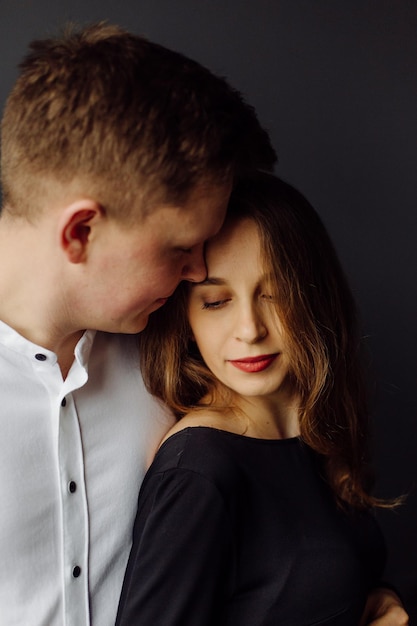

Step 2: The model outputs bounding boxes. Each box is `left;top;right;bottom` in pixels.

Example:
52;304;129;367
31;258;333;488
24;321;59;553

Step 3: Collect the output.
68;481;77;494
35;353;47;361
61;397;67;407
72;566;81;578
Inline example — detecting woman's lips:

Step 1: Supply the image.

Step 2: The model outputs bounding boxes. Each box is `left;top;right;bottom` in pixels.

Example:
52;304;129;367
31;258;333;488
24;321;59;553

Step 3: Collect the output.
228;354;279;373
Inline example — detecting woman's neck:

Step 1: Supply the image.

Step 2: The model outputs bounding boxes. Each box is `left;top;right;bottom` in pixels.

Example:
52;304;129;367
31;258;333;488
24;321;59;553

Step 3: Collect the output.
198;384;301;440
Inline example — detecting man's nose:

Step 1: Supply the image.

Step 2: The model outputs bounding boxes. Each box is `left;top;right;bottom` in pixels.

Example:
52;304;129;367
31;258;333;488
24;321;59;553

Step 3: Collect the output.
181;244;207;283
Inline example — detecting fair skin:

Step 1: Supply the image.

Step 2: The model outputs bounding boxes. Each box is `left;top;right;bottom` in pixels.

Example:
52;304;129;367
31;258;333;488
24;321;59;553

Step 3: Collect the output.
359;588;409;625
0;180;230;377
162;217;409;625
164;217;300;442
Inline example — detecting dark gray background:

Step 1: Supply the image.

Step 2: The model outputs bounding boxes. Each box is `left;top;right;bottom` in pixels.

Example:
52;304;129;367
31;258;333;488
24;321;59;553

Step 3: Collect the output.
1;0;416;619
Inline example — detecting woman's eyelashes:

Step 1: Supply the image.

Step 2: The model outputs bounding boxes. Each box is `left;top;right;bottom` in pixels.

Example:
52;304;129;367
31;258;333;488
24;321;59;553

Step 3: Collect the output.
201;298;230;310
261;293;277;302
199;292;276;310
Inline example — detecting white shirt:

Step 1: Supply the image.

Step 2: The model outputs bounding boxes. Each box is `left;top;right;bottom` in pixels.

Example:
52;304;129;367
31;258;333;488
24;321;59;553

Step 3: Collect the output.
0;322;174;626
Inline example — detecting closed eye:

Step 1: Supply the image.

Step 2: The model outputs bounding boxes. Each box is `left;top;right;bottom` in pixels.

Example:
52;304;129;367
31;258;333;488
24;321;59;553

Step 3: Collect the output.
201;299;230;310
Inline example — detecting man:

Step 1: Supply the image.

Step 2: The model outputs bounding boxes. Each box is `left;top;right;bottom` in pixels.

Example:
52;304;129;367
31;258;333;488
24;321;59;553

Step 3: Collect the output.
0;22;275;626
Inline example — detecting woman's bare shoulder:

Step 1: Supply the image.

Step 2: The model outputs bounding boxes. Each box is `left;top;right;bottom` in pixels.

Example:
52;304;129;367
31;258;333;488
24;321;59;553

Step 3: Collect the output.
158;409;235;447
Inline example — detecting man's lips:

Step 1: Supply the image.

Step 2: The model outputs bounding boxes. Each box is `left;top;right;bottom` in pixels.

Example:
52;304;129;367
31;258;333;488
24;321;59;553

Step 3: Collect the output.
156;290;176;305
228;354;279;373
147;297;169;313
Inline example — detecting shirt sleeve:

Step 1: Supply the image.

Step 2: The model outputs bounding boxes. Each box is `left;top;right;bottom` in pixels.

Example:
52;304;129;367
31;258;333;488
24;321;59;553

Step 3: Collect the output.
116;467;234;626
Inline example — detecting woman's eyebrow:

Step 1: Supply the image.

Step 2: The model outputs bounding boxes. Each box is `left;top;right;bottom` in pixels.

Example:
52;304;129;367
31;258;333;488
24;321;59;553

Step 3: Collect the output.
195;277;227;286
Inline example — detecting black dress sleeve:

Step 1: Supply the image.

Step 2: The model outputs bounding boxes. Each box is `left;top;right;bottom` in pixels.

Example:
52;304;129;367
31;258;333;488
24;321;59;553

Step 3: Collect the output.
116;467;234;626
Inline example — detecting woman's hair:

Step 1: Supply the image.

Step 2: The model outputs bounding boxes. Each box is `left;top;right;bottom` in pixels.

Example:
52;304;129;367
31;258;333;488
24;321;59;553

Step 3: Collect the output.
139;172;385;509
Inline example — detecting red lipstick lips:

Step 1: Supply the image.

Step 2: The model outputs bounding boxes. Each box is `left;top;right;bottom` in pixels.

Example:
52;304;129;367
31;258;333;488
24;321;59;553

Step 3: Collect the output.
228;354;278;373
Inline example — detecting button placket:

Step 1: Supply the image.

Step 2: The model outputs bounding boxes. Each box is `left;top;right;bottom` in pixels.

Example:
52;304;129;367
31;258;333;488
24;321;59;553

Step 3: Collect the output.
58;393;89;625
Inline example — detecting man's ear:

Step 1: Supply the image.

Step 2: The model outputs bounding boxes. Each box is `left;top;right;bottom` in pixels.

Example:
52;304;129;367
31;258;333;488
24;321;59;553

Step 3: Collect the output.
59;199;103;264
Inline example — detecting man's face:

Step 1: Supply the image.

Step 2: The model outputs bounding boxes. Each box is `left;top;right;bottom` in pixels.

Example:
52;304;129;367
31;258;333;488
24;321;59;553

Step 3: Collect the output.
83;182;231;334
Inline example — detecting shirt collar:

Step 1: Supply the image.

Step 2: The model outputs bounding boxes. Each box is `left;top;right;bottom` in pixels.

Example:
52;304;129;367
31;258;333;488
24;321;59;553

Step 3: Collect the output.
0;319;96;369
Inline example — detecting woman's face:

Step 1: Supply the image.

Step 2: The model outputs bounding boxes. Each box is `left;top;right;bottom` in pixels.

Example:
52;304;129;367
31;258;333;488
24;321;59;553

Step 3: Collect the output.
187;218;291;404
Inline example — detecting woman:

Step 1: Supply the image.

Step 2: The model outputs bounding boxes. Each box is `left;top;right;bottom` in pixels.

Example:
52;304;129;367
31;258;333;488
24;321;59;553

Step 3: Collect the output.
116;173;405;625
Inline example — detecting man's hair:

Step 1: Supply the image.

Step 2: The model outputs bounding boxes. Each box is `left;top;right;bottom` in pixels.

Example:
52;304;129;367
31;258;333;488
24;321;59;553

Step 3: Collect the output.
138;173;389;510
0;22;276;220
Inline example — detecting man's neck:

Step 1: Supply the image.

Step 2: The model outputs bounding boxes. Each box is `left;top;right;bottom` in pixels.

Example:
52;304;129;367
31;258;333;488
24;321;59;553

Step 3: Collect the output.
0;313;83;378
0;215;83;378
57;332;85;379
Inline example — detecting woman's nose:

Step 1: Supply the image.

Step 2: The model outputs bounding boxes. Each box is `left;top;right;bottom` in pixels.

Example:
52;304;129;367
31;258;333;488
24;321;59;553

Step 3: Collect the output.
234;304;267;344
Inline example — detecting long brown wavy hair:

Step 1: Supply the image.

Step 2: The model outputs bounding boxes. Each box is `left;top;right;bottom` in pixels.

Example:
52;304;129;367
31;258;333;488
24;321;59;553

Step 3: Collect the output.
139;172;391;510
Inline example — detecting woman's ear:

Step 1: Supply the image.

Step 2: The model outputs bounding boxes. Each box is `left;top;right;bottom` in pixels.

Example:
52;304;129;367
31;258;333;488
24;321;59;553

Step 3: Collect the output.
59;199;103;263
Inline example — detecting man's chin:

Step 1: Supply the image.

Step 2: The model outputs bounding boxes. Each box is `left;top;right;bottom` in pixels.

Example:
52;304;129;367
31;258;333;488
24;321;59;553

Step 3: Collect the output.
134;315;150;333
115;315;149;335
121;301;168;334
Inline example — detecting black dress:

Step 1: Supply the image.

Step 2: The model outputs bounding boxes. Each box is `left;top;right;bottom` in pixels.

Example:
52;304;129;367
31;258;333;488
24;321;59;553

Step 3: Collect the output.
116;427;386;626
